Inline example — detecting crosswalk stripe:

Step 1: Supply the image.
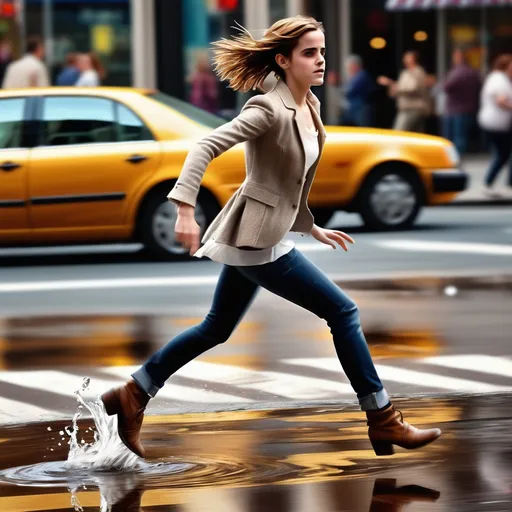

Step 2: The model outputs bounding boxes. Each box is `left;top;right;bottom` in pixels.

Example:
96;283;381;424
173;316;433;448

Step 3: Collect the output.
0;396;57;424
422;355;512;378
282;357;512;393
0;369;251;405
105;361;354;401
103;367;252;404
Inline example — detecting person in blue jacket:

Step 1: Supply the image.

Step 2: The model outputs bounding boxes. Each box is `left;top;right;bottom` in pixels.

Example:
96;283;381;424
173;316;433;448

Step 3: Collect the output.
56;52;80;86
341;55;375;127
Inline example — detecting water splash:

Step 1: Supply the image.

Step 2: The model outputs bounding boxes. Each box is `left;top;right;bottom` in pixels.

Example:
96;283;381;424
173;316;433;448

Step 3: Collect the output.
64;377;141;472
64;377;142;511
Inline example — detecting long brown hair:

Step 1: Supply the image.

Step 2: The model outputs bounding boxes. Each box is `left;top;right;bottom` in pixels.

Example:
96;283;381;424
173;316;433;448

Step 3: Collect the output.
211;15;324;93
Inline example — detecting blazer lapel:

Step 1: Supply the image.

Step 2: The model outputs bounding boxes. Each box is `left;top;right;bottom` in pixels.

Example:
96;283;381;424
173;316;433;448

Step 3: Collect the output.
274;79;326;165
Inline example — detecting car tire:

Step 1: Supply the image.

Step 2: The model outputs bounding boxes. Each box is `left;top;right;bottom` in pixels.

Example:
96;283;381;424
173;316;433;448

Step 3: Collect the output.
358;166;424;231
139;187;220;260
310;208;334;228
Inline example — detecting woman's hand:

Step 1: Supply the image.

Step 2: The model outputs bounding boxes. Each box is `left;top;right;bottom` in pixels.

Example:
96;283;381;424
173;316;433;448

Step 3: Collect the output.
175;203;201;256
310;224;355;251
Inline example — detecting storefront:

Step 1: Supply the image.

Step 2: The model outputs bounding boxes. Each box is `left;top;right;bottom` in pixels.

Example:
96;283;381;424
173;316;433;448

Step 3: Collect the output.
0;0;132;85
153;0;305;117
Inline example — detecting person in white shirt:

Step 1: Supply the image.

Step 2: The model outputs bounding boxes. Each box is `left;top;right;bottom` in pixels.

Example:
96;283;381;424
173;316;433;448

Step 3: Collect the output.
478;54;512;195
75;52;104;87
2;36;50;89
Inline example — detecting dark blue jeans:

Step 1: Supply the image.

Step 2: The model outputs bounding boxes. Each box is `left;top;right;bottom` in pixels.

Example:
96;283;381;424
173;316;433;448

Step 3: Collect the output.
132;249;388;411
442;113;474;155
484;130;512;187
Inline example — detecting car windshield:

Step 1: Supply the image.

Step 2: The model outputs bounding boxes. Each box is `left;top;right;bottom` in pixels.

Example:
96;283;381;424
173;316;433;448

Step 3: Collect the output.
146;91;226;129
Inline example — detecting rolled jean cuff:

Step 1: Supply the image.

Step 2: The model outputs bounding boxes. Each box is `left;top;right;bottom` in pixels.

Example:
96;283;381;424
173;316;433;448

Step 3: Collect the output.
131;367;160;398
359;388;390;411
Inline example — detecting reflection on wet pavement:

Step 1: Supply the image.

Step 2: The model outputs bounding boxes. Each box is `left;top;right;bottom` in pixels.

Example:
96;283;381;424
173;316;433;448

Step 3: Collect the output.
0;394;511;511
0;275;510;371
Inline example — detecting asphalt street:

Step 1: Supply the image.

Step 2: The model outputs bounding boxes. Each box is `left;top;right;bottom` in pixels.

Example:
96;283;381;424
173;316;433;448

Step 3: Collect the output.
0;205;510;511
0;206;511;316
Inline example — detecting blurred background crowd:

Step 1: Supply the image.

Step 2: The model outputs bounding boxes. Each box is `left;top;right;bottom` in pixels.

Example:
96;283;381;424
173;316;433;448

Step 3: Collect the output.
0;0;511;193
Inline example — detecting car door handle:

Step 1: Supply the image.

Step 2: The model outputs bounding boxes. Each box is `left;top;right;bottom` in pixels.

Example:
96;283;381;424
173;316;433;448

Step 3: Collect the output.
126;154;148;164
0;161;21;172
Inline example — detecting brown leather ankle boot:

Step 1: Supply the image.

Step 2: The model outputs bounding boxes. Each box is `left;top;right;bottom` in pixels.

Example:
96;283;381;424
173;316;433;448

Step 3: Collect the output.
101;380;150;458
366;404;441;456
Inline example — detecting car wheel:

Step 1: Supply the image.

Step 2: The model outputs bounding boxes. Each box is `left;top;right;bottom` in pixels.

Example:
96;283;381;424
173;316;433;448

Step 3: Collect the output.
358;166;424;230
310;208;334;228
139;188;219;260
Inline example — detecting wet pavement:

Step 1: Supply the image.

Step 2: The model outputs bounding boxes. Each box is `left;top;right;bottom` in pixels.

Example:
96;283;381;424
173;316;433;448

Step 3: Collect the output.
0;394;511;511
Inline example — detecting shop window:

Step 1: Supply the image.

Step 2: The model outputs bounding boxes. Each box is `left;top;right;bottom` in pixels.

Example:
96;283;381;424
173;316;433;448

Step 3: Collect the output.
446;8;483;72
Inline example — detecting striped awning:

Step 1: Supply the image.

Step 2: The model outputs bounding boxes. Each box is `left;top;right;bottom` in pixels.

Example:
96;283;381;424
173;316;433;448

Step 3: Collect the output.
386;0;512;9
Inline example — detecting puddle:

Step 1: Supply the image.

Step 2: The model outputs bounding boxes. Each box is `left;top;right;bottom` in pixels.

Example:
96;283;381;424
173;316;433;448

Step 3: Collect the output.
1;392;512;511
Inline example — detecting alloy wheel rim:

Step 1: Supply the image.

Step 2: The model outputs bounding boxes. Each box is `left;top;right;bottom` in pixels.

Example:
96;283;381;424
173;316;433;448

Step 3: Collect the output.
369;174;417;226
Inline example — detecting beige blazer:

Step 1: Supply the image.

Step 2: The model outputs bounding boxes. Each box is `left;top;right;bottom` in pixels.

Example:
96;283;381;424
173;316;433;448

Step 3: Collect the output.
167;78;327;249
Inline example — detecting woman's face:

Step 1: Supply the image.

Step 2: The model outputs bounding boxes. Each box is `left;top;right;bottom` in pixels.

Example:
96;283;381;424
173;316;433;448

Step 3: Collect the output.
78;54;91;71
278;29;326;88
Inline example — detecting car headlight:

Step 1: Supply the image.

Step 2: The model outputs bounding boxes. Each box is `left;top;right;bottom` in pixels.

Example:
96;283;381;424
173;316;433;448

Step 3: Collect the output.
444;145;460;167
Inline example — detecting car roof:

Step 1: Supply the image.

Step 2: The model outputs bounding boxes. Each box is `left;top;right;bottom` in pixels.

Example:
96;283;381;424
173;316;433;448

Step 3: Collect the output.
0;87;154;98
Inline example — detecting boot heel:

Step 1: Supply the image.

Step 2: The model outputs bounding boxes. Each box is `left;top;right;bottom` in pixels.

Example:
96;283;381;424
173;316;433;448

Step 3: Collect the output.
101;389;120;416
371;439;394;456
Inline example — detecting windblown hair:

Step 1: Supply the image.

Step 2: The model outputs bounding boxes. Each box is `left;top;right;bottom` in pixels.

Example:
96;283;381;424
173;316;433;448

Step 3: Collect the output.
211;15;324;93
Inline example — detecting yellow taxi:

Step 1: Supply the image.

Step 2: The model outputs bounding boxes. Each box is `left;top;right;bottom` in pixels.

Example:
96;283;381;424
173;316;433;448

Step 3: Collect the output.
0;87;467;259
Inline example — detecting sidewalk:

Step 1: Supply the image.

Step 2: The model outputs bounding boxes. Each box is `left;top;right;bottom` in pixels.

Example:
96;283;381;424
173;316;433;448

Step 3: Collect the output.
450;154;512;206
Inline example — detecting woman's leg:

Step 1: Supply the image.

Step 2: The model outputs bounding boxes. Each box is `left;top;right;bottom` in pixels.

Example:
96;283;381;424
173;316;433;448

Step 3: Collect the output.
485;131;512;187
132;264;260;397
237;249;441;456
237;249;387;411
102;264;260;457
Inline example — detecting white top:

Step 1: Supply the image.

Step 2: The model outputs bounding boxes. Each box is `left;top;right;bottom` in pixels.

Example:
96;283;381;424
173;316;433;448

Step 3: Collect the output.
75;70;100;87
478;71;512;132
2;54;50;88
194;124;320;266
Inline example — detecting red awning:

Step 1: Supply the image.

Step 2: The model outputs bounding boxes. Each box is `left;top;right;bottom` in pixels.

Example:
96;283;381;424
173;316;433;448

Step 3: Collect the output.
386;0;512;9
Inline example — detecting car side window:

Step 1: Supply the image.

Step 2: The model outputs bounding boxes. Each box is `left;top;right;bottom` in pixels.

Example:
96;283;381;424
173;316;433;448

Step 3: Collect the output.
41;96;116;146
0;98;25;150
116;103;153;142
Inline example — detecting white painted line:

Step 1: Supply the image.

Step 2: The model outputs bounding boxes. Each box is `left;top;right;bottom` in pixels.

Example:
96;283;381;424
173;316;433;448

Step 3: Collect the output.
1;267;511;294
375;240;512;256
0;276;219;293
0;396;57;425
104;366;252;404
108;361;353;401
0;369;250;405
423;355;512;378
283;357;512;393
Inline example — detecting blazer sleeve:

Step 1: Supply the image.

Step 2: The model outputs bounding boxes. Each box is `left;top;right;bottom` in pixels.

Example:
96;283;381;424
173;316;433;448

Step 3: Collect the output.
167;94;276;208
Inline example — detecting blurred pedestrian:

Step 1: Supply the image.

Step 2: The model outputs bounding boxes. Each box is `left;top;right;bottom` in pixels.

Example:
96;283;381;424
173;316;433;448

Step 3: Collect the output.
101;15;441;461
189;53;219;114
56;52;80;86
478;54;512;196
341;54;375;127
2;35;49;88
442;48;481;155
378;51;430;133
75;52;105;87
0;37;13;86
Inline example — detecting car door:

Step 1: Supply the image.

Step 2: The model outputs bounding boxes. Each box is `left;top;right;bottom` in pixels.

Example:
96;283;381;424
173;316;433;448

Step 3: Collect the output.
28;95;161;231
0;97;31;237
